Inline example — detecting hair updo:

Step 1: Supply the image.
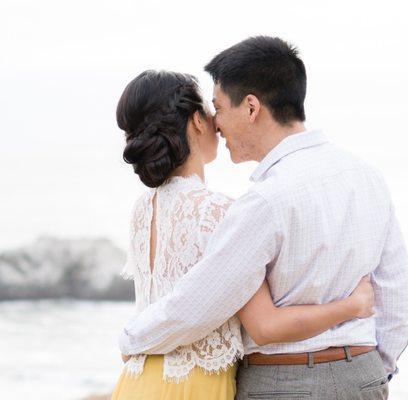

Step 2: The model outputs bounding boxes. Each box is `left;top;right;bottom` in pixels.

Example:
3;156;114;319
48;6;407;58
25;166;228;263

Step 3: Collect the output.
116;70;206;188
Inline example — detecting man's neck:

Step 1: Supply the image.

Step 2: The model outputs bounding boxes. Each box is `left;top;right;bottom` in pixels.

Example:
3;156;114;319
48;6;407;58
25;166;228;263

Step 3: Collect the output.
254;121;307;162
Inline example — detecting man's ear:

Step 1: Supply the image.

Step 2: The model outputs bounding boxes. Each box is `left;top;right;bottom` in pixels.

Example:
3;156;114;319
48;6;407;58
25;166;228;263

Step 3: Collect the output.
246;94;261;123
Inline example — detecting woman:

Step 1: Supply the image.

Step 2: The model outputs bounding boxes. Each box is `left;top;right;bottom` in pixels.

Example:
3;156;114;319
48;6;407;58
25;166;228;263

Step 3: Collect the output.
111;70;374;400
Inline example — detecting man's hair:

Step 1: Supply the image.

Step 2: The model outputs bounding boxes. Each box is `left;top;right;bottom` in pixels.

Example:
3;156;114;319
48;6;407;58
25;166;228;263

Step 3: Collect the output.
204;36;306;125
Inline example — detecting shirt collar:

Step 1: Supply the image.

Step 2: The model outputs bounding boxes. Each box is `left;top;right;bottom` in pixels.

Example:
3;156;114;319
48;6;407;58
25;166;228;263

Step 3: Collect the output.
249;129;329;182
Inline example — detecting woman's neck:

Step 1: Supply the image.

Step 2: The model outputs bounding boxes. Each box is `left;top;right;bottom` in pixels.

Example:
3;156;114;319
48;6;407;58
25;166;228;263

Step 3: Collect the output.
169;155;205;182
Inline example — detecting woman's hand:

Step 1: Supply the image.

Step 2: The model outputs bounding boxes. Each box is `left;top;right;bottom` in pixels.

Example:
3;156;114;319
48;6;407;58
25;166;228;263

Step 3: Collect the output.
121;353;132;363
347;275;375;319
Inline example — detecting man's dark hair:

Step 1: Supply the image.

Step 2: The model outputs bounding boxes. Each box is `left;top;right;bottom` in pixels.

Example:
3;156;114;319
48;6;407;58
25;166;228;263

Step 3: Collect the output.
204;36;306;125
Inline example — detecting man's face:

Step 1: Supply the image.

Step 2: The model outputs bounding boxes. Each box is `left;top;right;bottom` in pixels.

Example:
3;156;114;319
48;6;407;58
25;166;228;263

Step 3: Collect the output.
212;84;252;163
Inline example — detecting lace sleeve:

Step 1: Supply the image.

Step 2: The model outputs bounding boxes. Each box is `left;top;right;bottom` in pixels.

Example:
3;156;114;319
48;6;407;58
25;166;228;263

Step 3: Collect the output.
120;192;150;281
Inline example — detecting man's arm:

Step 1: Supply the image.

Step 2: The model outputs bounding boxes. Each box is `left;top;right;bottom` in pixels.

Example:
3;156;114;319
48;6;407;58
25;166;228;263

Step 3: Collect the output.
119;190;279;355
372;203;408;377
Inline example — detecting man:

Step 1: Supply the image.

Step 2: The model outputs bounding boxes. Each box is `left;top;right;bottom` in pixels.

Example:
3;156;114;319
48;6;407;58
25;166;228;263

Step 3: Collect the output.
119;36;408;399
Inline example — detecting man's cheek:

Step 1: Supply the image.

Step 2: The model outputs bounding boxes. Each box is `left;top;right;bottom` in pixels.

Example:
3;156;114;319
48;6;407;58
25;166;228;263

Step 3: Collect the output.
215;116;221;130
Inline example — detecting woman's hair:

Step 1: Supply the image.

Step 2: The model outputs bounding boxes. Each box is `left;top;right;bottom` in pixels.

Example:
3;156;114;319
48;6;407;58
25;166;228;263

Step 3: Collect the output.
116;70;206;188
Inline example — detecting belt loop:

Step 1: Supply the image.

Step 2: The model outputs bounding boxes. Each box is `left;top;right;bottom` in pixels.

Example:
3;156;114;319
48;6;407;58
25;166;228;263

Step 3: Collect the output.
308;352;314;368
344;346;353;362
243;355;249;369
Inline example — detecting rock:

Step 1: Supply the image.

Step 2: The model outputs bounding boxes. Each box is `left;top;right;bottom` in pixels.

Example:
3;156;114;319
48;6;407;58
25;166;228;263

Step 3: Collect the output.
0;235;134;301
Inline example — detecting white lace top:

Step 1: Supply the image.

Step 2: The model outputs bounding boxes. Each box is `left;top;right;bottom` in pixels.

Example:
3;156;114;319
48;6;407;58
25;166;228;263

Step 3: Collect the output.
120;173;244;382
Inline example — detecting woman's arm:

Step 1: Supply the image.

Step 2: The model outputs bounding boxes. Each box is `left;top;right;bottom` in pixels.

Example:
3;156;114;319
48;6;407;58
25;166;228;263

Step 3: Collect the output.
237;276;374;346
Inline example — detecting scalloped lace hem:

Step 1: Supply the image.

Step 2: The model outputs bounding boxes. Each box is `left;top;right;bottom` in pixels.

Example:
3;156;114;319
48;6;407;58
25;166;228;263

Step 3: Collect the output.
121;348;244;383
163;349;243;383
122;356;145;377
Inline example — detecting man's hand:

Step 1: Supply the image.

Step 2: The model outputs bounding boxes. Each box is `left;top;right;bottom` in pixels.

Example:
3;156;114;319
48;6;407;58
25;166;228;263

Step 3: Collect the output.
121;353;132;363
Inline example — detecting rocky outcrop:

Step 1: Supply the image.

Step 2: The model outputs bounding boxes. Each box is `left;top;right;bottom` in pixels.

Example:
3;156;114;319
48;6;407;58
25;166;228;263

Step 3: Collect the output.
0;236;133;300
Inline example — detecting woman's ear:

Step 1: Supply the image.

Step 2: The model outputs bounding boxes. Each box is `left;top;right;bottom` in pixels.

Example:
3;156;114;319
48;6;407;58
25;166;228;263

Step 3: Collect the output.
191;110;205;135
246;94;261;123
186;111;204;146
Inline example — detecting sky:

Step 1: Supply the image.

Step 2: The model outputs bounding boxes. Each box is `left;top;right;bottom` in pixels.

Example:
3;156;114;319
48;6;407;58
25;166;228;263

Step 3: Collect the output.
1;0;407;252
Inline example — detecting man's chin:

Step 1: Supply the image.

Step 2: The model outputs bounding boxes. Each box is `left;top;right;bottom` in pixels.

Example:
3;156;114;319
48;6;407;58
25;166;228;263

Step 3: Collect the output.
228;150;242;164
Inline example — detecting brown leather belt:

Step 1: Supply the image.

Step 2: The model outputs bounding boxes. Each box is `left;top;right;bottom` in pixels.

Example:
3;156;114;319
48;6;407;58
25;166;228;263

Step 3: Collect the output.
245;346;376;365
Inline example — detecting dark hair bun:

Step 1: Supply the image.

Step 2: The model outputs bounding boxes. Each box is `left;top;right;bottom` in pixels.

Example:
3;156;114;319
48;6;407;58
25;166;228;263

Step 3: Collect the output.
117;70;205;188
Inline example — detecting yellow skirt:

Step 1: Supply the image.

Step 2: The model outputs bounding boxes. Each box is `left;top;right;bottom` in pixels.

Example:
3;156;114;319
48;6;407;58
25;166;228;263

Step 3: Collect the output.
111;355;237;400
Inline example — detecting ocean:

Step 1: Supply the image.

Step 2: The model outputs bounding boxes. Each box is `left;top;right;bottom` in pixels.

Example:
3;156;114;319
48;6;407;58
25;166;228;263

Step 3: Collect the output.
0;300;407;400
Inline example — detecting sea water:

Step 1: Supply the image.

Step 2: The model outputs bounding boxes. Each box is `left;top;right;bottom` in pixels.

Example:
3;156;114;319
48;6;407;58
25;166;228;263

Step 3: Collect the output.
0;300;406;400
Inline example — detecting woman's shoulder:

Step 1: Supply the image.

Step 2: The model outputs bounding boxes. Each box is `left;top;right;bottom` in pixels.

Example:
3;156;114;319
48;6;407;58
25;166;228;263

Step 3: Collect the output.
184;187;235;212
204;190;235;210
128;189;154;217
133;189;152;206
181;189;235;232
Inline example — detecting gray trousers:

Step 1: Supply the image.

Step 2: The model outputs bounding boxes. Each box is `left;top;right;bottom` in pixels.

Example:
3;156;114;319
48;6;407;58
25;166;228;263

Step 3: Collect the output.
235;349;388;400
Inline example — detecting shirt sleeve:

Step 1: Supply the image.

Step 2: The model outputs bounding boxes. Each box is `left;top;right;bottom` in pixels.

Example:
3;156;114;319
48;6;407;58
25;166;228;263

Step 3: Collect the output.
118;190;279;355
372;202;408;375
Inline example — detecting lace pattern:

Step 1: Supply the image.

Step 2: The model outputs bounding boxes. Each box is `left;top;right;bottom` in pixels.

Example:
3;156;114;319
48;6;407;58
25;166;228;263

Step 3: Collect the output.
120;174;244;381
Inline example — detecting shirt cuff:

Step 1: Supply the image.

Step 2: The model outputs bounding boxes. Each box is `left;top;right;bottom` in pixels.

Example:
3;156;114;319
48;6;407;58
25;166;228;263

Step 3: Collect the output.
388;366;399;381
118;329;134;355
